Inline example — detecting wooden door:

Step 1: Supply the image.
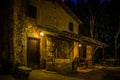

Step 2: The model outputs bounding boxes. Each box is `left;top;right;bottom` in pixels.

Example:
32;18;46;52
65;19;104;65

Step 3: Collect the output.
27;37;40;69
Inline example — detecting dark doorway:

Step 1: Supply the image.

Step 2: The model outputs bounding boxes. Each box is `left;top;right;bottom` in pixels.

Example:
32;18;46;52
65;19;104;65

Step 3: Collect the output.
27;37;40;69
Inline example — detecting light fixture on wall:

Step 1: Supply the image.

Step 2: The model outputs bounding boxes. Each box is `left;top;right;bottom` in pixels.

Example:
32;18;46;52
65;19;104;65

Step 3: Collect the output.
40;32;44;36
78;44;82;47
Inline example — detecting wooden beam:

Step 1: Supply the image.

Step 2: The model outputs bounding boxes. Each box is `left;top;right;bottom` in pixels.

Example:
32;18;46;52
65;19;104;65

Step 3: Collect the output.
91;46;100;55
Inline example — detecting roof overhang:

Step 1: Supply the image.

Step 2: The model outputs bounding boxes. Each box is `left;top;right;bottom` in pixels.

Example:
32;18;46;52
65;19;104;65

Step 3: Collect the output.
80;36;109;47
37;25;80;41
37;25;108;47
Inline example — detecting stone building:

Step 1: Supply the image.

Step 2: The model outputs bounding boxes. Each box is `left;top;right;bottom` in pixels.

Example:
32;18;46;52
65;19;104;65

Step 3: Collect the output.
0;0;107;74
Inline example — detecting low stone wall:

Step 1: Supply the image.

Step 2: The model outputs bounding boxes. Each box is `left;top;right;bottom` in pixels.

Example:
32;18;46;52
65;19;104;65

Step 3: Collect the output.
46;62;56;71
55;62;72;74
46;59;72;74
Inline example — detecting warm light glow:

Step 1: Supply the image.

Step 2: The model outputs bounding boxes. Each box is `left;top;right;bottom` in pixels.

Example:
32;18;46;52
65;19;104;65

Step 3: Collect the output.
40;32;44;36
86;45;92;60
79;44;82;47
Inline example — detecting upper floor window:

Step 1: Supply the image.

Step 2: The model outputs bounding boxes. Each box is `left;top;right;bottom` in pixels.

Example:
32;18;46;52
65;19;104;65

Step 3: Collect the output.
69;22;73;32
27;4;37;18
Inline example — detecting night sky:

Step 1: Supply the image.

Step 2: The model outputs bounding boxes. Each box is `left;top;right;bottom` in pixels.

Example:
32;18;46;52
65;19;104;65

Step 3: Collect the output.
64;0;120;57
65;0;119;15
64;0;119;38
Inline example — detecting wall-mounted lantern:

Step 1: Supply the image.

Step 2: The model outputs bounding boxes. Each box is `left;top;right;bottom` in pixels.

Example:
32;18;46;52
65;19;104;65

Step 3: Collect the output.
78;44;82;47
40;32;44;36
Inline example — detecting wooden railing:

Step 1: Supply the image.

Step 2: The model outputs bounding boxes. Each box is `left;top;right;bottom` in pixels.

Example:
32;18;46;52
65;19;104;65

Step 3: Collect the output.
102;58;120;66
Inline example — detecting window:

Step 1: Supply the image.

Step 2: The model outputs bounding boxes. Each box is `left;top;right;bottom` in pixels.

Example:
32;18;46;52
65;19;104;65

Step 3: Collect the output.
27;4;37;18
69;22;73;32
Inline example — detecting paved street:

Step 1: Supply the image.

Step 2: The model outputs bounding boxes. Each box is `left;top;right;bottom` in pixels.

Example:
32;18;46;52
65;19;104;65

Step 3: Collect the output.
0;74;15;80
0;66;120;80
29;68;105;80
29;66;120;80
29;69;84;80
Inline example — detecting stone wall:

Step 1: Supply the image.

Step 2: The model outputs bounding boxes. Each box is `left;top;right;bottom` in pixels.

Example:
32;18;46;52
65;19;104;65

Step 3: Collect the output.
46;58;72;74
13;0;26;66
13;0;40;66
55;59;72;74
13;0;81;72
29;0;81;34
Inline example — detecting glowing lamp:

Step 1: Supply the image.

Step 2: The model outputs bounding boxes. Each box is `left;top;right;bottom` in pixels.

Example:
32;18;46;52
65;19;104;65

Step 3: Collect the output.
40;32;44;36
79;44;82;47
